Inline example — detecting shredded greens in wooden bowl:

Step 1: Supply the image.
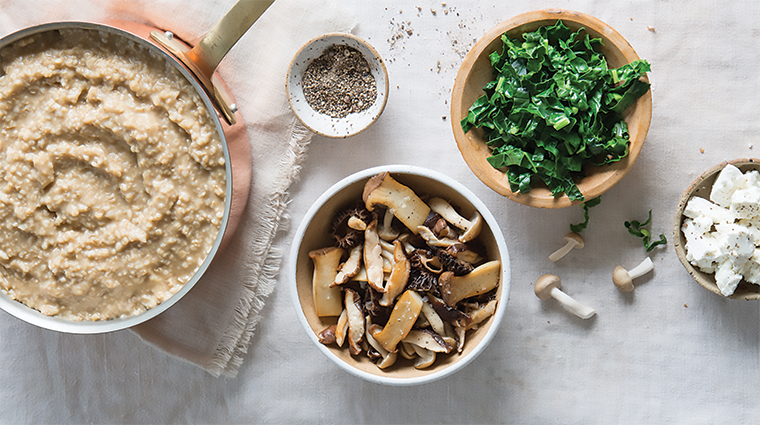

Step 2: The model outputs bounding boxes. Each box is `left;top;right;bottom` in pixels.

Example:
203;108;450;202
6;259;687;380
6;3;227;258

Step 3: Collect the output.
461;20;651;202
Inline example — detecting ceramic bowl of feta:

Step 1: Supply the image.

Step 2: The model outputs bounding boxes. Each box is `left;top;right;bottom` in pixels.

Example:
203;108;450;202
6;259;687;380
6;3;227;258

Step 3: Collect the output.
674;159;760;300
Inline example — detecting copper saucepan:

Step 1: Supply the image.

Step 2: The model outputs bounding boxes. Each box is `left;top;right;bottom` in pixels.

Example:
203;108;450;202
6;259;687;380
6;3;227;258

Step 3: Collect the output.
0;0;272;333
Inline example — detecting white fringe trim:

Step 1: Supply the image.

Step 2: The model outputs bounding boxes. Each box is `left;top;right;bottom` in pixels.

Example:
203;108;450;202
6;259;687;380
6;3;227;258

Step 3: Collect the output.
204;119;313;377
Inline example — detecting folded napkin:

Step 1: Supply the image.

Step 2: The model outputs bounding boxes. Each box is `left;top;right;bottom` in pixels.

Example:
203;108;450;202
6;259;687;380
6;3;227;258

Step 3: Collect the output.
0;0;356;377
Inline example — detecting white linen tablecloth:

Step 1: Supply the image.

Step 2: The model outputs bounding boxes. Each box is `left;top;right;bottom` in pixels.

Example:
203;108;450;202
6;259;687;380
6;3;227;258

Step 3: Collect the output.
2;0;760;423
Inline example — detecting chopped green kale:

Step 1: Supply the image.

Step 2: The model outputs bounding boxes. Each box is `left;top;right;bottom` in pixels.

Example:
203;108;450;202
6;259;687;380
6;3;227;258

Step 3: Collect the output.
461;20;651;201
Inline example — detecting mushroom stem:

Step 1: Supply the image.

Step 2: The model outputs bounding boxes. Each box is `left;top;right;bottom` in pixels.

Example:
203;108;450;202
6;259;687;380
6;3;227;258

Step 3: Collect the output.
534;274;596;320
628;257;654;280
548;232;585;262
613;257;654;292
549;287;596;319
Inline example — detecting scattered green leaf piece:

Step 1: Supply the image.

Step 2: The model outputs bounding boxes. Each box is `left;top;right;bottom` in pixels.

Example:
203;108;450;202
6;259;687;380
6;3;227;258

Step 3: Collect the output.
624;209;667;252
569;196;601;233
461;20;651;202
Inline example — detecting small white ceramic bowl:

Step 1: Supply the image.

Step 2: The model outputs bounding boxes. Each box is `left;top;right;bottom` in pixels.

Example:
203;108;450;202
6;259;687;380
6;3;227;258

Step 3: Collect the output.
289;165;511;385
286;33;389;138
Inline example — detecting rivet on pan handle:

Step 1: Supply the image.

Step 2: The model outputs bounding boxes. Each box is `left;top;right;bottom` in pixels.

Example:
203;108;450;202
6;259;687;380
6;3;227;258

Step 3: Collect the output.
150;0;274;125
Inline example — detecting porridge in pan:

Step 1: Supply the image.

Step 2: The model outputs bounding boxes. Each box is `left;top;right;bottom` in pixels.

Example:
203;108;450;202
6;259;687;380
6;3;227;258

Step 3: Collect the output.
0;29;227;320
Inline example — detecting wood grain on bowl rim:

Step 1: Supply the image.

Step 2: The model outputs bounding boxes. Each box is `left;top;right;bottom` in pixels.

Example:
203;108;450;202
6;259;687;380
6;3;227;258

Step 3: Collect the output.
673;158;760;300
450;9;653;209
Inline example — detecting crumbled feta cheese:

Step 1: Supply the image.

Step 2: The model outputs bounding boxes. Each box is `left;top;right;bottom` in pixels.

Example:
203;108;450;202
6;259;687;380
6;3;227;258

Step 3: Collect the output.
710;164;744;208
683;196;733;224
731;186;760;219
682;164;760;296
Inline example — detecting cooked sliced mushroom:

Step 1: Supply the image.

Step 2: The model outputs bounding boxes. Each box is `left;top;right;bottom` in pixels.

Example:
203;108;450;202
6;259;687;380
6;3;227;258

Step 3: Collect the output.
410;343;436;369
428;197;483;242
317;325;337;345
363;219;385;292
347;216;367;231
309;246;345;317
378;208;400;241
439;260;500;307
363;172;431;234
366;320;397;369
344;288;365;355
403;329;453;354
332;245;362;287
335;308;348;347
426;293;472;328
445;243;484;265
417;225;460;247
420;297;446;335
398;341;417;360
464;299;497;330
371;290;424;352
380;240;410;307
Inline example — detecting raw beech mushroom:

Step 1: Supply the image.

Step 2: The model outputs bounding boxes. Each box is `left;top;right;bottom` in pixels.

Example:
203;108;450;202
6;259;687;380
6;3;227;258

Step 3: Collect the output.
613;257;654;292
428;197;483;242
548;232;585;262
363;172;431;234
439;260;501;306
534;274;596;319
309;246;345;317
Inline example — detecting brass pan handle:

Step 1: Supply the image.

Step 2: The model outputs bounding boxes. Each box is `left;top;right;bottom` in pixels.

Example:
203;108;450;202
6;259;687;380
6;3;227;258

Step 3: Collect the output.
151;0;275;125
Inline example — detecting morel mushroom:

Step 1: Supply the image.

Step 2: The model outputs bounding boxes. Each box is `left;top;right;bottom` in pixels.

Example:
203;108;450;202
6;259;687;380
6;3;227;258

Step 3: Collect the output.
371;290;424;352
363;172;431;234
439;260;501;307
309;246;345;317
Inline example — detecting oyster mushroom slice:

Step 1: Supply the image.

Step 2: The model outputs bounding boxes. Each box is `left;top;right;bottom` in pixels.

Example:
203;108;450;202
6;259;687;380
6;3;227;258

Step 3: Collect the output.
403;329;453;354
366;320;397;369
464;299;498;331
428;197;483;242
344;288;365;355
380;240;411;307
411;344;436;369
335;308;348;347
439;260;501;307
332;245;362;287
309;246;345;317
363;172;431;235
417;225;461;248
363;219;385;292
371;290;424;352
420;297;446;335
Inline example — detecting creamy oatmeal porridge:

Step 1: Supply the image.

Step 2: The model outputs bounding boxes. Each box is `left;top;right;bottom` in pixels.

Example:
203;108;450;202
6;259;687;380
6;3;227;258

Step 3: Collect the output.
0;28;227;320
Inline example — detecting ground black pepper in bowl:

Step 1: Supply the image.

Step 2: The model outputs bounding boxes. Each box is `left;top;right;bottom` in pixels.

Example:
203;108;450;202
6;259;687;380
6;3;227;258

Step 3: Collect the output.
302;45;377;119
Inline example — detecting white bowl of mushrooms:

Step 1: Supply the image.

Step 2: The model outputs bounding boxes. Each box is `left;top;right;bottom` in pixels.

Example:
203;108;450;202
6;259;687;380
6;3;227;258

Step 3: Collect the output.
289;165;511;385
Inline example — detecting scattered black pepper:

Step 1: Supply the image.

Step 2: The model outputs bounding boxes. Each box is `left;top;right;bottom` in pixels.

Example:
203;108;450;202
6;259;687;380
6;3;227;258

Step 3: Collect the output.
302;45;377;119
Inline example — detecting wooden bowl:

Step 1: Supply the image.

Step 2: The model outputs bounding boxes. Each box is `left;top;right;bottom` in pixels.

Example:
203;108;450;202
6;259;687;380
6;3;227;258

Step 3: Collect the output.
450;9;652;208
674;158;760;300
289;165;511;385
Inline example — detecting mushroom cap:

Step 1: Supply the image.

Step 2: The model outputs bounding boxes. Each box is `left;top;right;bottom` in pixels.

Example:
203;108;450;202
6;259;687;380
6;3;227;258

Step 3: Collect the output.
564;232;585;249
534;274;561;300
612;266;634;292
